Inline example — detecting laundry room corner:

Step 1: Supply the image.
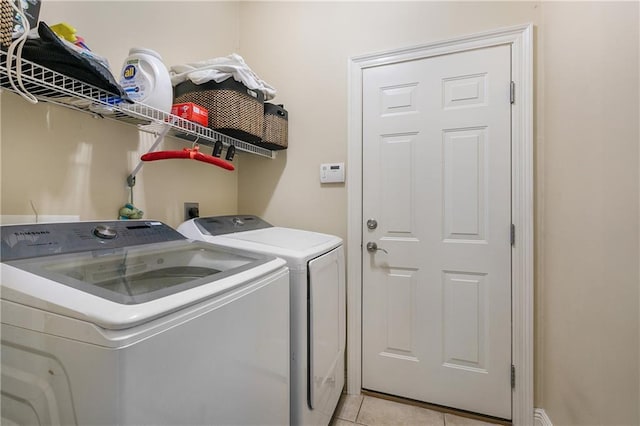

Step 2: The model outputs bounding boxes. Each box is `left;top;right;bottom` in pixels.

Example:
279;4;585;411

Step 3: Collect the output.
1;1;244;226
3;1;639;425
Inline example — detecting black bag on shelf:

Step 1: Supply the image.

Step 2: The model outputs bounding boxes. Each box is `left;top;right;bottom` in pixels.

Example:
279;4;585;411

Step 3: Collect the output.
7;21;130;101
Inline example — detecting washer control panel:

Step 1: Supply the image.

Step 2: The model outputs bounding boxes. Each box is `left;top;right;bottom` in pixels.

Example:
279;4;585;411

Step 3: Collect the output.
1;221;184;261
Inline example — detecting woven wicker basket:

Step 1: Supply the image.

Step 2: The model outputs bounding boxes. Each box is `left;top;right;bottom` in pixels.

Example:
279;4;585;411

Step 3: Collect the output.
259;103;288;150
174;78;264;144
1;0;13;49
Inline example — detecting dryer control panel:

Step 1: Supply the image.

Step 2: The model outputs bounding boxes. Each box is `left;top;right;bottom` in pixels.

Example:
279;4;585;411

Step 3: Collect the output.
1;221;184;261
194;215;273;236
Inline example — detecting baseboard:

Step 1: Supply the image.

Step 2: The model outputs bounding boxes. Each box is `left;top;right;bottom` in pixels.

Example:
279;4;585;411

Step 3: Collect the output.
534;408;553;426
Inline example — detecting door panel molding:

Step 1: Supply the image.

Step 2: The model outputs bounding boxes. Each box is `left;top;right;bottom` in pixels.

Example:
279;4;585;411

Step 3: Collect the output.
347;24;533;425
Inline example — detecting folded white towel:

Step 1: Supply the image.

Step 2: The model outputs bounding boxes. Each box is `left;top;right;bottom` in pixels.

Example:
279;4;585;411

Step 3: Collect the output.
170;53;276;101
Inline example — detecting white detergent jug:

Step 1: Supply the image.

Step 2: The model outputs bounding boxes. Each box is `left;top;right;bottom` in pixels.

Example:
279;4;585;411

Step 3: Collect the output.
119;48;173;113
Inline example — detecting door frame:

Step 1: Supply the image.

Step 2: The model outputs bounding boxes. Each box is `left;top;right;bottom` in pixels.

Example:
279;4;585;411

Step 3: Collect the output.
346;24;533;425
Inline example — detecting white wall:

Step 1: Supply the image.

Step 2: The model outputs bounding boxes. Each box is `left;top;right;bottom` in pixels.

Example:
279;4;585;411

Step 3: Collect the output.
539;2;639;424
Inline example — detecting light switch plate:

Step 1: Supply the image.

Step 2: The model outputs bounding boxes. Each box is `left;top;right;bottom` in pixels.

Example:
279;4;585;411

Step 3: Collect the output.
320;162;345;183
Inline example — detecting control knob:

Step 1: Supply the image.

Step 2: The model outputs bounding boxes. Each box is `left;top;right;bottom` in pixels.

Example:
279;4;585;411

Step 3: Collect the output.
93;225;117;239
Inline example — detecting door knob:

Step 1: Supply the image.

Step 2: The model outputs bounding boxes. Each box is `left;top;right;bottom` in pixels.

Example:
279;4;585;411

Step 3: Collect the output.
366;218;378;230
366;242;388;254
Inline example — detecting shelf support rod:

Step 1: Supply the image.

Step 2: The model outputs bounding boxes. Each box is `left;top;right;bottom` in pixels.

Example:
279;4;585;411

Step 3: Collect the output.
127;124;172;187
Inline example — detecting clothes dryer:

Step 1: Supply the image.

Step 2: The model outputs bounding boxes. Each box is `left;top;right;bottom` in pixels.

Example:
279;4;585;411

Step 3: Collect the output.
178;215;345;426
1;220;290;426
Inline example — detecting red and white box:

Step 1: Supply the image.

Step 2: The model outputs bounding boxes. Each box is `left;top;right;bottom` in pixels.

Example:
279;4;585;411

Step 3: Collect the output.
171;102;208;127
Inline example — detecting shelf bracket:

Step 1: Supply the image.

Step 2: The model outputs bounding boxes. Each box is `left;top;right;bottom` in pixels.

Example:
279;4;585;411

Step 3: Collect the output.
126;124;172;188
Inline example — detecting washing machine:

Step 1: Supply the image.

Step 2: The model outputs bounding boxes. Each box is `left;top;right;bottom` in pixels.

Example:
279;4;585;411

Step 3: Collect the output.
0;220;290;426
178;215;345;426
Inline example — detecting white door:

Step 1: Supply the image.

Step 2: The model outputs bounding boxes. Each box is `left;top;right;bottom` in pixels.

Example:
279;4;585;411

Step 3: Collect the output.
361;45;512;419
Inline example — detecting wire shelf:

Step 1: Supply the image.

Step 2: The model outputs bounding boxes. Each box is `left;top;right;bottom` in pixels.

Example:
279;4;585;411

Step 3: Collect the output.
0;51;275;158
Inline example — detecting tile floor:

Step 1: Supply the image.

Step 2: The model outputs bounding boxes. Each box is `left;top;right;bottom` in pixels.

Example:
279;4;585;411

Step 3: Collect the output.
331;394;504;426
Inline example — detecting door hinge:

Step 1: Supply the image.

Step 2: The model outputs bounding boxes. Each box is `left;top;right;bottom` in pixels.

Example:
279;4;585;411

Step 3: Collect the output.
511;364;516;389
510;224;515;247
510;81;515;104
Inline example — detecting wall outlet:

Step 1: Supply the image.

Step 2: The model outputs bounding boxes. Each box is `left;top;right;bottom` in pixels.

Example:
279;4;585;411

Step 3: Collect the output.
184;202;200;221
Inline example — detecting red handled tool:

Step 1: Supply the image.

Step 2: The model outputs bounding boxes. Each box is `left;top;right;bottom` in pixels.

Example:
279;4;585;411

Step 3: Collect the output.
141;145;234;171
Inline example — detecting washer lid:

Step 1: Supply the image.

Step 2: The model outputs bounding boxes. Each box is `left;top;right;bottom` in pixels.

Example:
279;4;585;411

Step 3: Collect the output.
207;227;342;264
1;240;286;329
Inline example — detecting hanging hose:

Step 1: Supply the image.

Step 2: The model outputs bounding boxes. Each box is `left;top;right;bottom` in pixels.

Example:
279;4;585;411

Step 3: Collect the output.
119;184;143;220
